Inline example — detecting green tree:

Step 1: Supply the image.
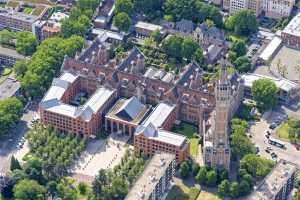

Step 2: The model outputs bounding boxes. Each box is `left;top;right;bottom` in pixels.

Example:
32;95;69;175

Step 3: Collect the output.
225;9;258;36
231;40;246;57
113;12;131;32
77;0;100;11
0;97;23;137
181;37;200;60
163;0;197;21
13;60;28;79
110;177;129;199
13;179;46;200
239;180;251;195
240;154;274;179
234;56;252;73
229;181;240;199
179;161;190;178
206;170;217;186
115;0;134;15
218;179;230;197
230;124;255;160
162;35;183;59
196;166;207;185
150;29;162;45
193;47;204;64
16;32;38;56
10;155;22;171
0;29;15;46
60;14;90;38
252;79;278;110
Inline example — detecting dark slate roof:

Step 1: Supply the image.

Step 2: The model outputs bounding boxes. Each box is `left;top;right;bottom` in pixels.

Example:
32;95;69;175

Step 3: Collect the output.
175;19;195;33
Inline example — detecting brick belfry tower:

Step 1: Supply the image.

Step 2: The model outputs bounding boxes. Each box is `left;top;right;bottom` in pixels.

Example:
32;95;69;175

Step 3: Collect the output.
204;58;231;170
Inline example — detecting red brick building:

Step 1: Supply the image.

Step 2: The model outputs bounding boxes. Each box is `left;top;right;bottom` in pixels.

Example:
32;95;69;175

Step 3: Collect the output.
39;72;117;137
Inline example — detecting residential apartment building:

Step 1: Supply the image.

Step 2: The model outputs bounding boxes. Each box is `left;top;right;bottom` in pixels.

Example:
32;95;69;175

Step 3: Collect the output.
0;8;39;32
125;152;176;200
247;159;298;200
263;0;295;19
282;13;300;49
214;0;294;18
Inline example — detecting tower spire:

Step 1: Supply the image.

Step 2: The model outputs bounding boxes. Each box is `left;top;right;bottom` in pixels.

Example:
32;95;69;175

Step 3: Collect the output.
220;57;228;84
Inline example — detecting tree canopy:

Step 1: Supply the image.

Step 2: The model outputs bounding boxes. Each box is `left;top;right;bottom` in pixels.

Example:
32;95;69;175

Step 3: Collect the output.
16;32;38;56
225;9;258;36
13;179;46;200
115;0;134;15
0;97;23;137
240;154;275;179
61;8;91;38
234;56;252;73
251;79;278;110
21;36;84;98
113;12;131;32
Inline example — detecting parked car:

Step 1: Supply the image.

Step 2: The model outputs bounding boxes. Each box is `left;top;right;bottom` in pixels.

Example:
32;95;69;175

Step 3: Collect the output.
265;149;270;153
256;147;260;154
269;123;278;130
271;152;277;158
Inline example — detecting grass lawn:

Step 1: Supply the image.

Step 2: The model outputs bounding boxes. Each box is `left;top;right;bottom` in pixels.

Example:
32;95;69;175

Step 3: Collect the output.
166;183;200;200
190;138;199;157
227;34;247;43
23;6;34;14
172;122;198;139
197;191;222;200
276;122;290;140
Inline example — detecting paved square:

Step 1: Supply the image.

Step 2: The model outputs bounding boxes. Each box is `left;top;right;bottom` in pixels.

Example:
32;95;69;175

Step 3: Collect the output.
270;46;300;81
72;133;130;177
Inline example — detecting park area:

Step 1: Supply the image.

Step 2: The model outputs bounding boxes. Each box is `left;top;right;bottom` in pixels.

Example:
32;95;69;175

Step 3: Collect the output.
276;117;300;143
172;122;199;157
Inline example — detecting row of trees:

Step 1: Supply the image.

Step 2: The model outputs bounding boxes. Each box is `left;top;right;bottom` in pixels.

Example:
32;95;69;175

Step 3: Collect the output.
0;97;23;137
3;126;87;199
92;149;146;200
0;30;38;56
14;36;84;98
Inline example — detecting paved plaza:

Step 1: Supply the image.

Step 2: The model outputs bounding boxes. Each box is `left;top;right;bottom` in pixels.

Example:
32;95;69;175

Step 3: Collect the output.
72;133;131;177
254;46;300;81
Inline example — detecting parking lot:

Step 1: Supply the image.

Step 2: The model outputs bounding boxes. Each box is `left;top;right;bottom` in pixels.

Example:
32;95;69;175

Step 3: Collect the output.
250;110;300;166
72;133;131;177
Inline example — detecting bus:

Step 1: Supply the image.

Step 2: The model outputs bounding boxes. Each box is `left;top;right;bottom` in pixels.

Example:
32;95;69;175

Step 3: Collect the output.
268;137;286;149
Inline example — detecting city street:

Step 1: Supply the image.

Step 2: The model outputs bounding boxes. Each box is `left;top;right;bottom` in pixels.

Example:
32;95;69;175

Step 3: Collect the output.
0;101;38;174
250;110;300;166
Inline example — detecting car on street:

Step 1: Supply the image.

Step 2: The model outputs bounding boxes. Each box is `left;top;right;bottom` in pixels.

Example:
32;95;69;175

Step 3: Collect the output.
256;147;260;154
269;123;277;129
265;149;271;153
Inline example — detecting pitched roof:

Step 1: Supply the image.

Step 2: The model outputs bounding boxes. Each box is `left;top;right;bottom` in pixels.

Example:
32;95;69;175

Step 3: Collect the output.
116;96;146;120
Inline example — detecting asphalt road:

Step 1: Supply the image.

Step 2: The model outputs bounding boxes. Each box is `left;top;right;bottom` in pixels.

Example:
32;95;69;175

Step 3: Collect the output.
0;101;38;174
250;110;300;166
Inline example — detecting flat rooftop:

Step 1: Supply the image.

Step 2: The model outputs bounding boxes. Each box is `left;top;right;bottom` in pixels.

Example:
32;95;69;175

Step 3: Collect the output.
0;46;26;60
125;152;175;200
248;159;298;200
0;8;39;23
283;12;300;37
142;103;176;128
241;73;299;92
135;21;163;32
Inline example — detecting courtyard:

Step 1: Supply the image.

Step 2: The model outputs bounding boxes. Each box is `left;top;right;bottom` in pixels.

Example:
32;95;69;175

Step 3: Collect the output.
71;133;131;177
